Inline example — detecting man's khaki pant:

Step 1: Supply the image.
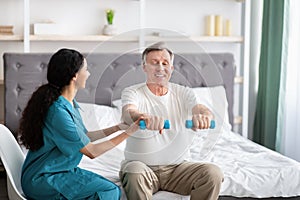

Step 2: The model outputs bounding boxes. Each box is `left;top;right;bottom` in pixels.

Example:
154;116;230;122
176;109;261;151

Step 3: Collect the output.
119;161;223;200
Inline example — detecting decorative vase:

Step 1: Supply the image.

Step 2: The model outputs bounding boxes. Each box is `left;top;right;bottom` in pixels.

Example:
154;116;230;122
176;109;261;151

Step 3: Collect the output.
102;24;117;36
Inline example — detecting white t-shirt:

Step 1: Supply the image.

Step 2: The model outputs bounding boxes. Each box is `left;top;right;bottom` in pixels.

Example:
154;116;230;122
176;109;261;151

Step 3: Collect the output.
121;82;198;165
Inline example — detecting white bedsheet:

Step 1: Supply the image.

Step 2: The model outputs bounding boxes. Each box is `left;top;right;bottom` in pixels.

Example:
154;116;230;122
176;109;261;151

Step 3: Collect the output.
78;102;300;199
79;130;300;199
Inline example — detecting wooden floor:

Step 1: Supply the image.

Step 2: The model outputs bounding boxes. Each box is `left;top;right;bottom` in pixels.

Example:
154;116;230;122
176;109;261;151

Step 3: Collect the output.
0;166;8;200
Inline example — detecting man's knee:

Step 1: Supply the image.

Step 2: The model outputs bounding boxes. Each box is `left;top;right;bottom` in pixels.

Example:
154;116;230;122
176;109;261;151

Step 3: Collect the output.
120;161;154;187
119;161;155;199
204;163;224;185
121;161;150;174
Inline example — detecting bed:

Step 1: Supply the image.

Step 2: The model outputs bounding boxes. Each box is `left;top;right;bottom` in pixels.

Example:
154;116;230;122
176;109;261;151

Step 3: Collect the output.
3;52;300;200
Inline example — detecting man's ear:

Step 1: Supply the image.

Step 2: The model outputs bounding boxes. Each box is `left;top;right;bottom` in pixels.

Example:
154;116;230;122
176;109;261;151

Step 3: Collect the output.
142;64;146;72
171;65;174;72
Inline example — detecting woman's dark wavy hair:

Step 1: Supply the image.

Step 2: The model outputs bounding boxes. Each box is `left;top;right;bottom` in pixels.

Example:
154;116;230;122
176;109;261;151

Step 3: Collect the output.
19;48;84;151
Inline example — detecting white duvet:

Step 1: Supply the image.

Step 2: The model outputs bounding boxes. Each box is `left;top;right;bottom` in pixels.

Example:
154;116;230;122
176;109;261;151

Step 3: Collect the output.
78;101;300;199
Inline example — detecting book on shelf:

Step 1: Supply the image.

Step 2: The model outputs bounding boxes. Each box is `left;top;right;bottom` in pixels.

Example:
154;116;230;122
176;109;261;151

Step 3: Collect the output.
0;25;14;35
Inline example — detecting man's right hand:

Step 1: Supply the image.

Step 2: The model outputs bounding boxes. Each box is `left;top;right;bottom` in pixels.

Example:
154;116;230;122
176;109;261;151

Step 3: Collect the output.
122;104;164;134
141;114;164;134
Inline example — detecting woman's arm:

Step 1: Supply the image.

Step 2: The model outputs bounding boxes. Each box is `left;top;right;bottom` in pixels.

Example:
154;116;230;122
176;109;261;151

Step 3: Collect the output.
122;104;143;125
81;120;140;158
86;105;140;142
86;124;128;142
80;132;129;159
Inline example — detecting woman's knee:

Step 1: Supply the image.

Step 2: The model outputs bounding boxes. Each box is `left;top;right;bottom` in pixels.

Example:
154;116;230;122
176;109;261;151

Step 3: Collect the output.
98;185;121;200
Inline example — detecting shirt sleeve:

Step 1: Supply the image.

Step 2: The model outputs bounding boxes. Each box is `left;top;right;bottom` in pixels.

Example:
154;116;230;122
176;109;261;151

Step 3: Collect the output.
182;86;198;112
121;86;139;107
47;106;90;156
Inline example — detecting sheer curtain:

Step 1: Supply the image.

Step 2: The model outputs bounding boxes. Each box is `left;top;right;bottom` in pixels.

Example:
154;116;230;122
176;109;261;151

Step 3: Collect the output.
277;0;300;162
248;0;262;140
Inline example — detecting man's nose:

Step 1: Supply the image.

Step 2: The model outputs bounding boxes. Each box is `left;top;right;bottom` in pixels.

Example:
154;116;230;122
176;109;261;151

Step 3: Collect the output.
155;63;164;70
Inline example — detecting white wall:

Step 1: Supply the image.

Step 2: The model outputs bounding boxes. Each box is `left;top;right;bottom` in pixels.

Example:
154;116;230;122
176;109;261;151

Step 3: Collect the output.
0;0;244;131
0;0;242;75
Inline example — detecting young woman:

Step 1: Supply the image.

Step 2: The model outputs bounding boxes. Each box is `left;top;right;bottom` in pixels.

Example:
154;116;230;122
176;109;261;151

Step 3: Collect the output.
19;48;140;200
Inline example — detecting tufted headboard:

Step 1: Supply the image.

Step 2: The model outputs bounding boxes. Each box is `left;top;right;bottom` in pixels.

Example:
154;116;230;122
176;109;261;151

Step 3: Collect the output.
3;52;235;136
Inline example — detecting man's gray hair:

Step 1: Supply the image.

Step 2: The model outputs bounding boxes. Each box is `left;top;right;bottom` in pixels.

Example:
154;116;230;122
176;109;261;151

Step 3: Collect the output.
142;42;174;65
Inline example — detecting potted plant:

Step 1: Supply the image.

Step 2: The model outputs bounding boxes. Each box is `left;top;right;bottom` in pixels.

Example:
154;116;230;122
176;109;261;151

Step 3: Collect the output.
103;9;117;35
106;9;114;25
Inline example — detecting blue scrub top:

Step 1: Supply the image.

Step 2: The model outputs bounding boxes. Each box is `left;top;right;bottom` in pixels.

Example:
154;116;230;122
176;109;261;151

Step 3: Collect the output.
21;96;120;200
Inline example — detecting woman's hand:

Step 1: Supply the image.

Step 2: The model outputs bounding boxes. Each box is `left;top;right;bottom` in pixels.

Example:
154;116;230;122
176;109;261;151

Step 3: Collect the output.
124;116;144;136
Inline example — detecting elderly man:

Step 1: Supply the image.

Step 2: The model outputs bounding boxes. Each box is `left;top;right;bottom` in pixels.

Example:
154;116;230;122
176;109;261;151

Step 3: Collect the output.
120;42;223;200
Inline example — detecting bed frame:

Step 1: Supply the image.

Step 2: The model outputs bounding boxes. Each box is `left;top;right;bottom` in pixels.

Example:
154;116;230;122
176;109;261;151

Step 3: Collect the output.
3;52;235;136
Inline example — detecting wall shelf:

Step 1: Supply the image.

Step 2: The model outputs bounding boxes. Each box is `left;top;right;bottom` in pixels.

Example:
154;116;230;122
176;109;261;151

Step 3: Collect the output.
234;76;244;84
146;35;243;43
0;35;23;41
0;35;244;43
0;35;243;43
234;116;243;125
29;35;139;42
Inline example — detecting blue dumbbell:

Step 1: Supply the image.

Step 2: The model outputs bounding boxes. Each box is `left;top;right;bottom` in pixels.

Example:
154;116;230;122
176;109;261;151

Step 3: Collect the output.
185;120;215;129
139;120;170;130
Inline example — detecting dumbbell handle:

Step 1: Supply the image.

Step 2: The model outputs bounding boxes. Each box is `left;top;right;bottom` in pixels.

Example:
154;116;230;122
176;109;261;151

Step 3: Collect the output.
185;120;215;129
139;120;170;130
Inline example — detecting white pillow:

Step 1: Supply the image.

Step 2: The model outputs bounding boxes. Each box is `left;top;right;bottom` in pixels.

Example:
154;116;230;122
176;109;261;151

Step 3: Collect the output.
112;99;122;111
77;102;121;131
192;86;231;130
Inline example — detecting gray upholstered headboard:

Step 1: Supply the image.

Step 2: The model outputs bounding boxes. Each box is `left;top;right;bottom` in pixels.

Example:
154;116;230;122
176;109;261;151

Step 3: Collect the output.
3;52;235;135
